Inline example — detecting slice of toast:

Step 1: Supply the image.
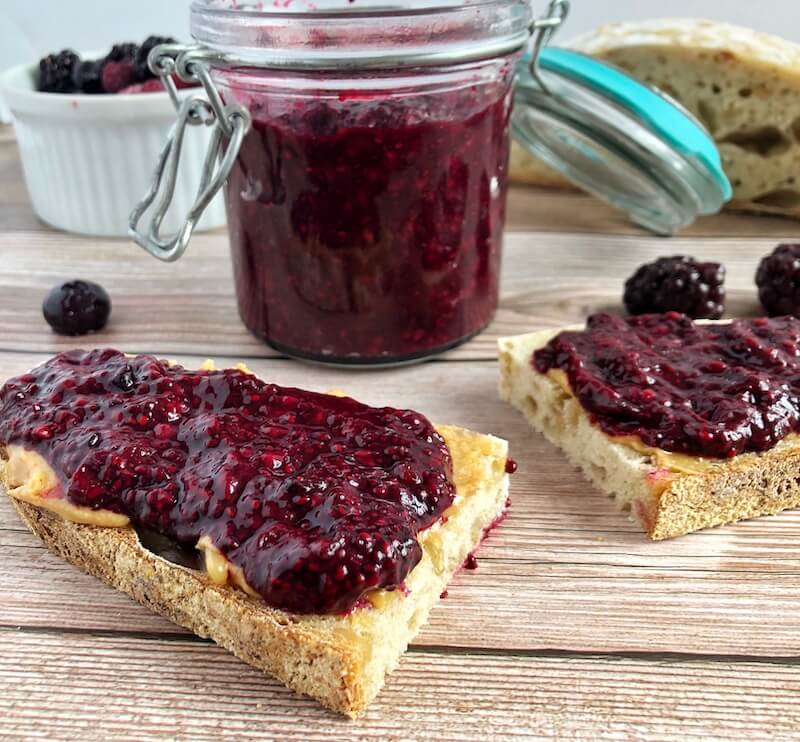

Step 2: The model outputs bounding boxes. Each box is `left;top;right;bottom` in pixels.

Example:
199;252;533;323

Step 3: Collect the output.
510;18;800;219
1;401;508;718
499;328;800;540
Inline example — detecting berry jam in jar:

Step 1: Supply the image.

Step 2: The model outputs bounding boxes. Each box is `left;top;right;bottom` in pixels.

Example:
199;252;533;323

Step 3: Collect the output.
174;0;533;365
218;66;514;363
133;2;731;354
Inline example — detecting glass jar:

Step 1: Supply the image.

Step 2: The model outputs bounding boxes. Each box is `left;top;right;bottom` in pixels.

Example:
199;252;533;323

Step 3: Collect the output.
217;48;516;363
130;0;731;366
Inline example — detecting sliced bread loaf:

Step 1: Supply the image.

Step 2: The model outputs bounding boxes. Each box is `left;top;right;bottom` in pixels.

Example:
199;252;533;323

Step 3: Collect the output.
510;19;800;219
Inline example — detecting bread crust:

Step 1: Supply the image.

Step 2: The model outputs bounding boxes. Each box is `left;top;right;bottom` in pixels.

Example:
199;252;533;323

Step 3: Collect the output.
499;328;800;539
2;423;509;717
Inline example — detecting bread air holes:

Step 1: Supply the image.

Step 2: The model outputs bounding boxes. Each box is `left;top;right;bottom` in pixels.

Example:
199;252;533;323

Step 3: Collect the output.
752;189;800;209
792;117;800;142
720;125;791;157
588;462;609;485
697;100;718;134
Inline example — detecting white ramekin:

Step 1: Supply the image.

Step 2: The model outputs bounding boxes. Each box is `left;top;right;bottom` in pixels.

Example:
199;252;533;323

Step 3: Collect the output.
0;58;226;237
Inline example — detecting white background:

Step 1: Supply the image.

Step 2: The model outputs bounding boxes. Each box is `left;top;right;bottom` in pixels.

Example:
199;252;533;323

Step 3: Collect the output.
2;0;800;118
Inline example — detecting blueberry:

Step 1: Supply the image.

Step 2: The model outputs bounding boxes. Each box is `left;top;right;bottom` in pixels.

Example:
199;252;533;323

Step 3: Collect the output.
42;280;111;336
71;60;104;94
113;366;136;392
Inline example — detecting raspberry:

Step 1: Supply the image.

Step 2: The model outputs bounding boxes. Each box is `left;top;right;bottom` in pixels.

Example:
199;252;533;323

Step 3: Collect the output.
172;75;195;90
71;59;104;94
42;280;111;336
101;61;137;93
623;255;725;319
118;78;165;95
134;35;176;81
756;244;800;317
37;49;79;93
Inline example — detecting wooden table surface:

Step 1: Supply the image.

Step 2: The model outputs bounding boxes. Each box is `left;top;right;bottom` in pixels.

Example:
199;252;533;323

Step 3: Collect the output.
2;123;800;741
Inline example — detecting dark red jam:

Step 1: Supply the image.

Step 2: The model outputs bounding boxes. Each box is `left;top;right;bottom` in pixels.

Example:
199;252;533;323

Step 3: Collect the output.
504;458;518;474
221;75;514;363
0;349;456;614
534;312;800;459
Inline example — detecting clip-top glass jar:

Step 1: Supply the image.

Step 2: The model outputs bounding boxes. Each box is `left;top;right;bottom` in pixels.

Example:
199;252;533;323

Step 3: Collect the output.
130;0;731;366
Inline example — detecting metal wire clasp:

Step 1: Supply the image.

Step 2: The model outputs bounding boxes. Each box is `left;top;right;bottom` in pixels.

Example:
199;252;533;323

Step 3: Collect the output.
529;0;570;93
128;44;250;262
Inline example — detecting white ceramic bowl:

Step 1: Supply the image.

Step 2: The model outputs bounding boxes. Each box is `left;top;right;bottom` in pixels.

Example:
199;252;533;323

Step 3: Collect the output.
0;57;226;237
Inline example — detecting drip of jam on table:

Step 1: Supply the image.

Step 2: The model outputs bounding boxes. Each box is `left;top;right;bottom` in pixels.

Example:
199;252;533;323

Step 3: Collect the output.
222;79;513;362
534;312;800;459
0;349;456;614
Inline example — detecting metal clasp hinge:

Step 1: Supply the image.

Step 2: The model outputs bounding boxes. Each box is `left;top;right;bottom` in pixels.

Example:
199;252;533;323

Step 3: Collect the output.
529;0;570;94
128;44;250;262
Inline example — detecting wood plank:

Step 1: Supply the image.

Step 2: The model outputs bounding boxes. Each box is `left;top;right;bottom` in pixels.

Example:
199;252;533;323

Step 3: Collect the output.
0;230;789;361
4;354;800;656
0;132;42;233
505;186;800;237
3;125;797;238
7;504;800;656
3;124;800;738
2;628;799;741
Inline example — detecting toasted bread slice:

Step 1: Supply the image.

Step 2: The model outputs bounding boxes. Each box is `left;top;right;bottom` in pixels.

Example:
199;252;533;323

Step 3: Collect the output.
510;18;800;219
2;417;508;718
499;328;800;539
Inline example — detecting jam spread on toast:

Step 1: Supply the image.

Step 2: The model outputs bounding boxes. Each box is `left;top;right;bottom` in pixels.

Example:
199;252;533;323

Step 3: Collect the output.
0;349;455;613
534;312;800;459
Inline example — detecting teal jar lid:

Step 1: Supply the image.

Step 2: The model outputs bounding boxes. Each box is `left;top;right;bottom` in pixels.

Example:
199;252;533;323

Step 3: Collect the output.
513;47;732;235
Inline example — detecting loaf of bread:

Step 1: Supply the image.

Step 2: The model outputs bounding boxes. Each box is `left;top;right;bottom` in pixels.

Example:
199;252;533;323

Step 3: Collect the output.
499;328;800;540
510;19;800;219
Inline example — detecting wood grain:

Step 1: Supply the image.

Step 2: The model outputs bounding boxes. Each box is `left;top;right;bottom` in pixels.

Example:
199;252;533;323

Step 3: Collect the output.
0;230;788;361
3;123;800;739
2;628;800;741
3;126;797;238
5;355;800;660
505;185;800;237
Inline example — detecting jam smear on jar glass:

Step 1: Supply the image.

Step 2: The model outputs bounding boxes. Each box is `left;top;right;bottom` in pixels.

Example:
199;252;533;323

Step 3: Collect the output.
217;63;515;363
534;312;800;459
0;349;456;614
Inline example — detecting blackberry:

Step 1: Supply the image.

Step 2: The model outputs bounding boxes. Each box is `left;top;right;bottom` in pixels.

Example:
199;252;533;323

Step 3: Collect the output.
37;49;79;93
42;280;111;335
623;255;725;319
756;243;800;317
134;35;176;80
105;42;138;64
71;59;104;94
